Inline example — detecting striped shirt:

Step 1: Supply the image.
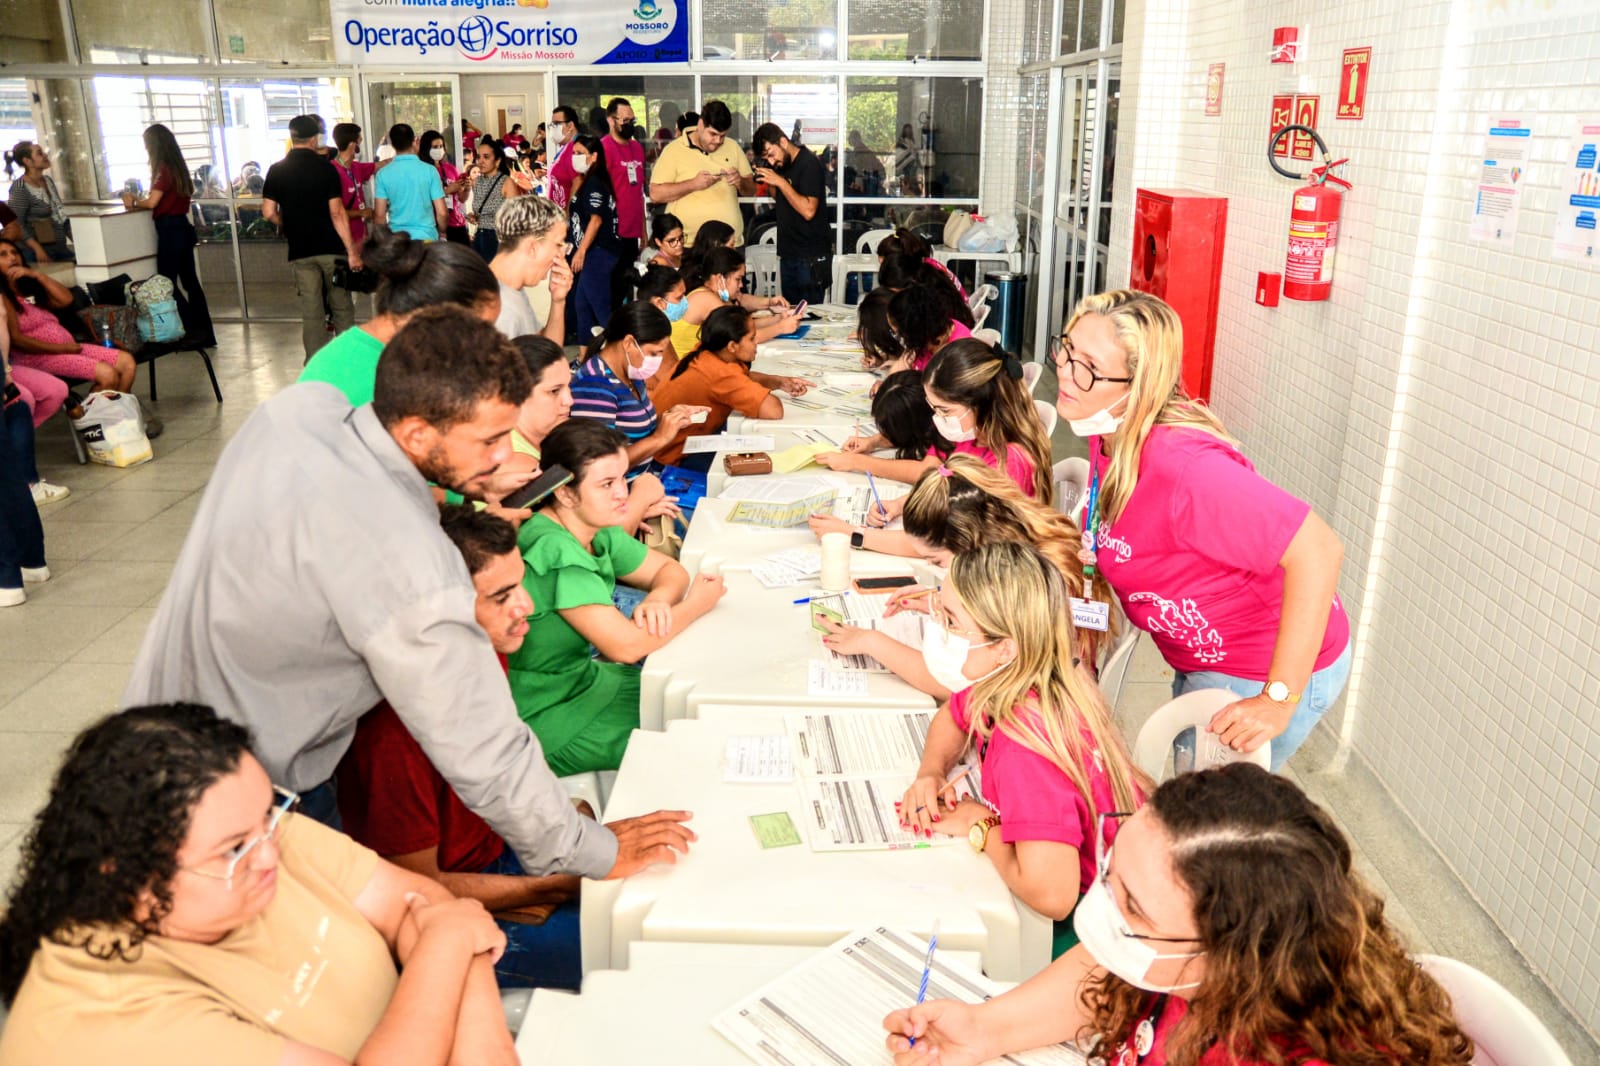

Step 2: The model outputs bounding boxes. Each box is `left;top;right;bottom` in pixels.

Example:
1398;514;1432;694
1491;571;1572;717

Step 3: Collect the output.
570;352;658;474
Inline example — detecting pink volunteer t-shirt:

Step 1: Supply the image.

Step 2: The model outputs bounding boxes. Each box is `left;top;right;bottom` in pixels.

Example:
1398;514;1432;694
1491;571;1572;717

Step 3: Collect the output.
948;688;1121;895
1085;425;1350;678
335;159;378;247
1106;997;1329;1066
951;439;1038;499
604;135;647;239
548;144;576;211
910;321;974;372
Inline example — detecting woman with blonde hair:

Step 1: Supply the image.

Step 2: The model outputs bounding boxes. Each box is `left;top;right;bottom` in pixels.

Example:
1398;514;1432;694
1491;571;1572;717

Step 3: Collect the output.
886;763;1474;1066
894;541;1147;959
1055;289;1349;770
819;455;1112;695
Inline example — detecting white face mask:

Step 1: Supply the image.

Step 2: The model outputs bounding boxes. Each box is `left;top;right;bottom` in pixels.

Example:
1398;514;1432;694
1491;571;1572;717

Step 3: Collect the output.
573;155;591;175
932;411;976;443
551;125;568;145
919;622;998;695
1068;394;1129;438
1073;863;1203;993
429;146;446;162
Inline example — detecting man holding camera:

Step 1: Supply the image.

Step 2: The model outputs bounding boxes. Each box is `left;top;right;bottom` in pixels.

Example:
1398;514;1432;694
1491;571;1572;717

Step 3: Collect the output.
752;123;831;306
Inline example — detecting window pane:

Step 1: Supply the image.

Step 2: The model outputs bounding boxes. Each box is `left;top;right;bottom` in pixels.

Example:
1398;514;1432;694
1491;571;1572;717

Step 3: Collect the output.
701;0;838;61
1081;0;1103;51
215;0;334;64
552;75;694;169
88;74;219;199
1112;0;1127;44
1;0;70;63
1021;0;1054;65
1014;73;1048;218
1058;0;1080;56
848;0;985;61
72;0;213;62
699;75;838;241
843;76;981;199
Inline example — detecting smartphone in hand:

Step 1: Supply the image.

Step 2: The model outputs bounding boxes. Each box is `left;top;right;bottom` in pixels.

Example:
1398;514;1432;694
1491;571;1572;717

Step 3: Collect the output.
500;465;573;511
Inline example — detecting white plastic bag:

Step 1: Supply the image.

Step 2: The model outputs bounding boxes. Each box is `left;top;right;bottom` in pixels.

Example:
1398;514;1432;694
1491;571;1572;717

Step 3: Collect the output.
71;390;153;467
957;216;1019;253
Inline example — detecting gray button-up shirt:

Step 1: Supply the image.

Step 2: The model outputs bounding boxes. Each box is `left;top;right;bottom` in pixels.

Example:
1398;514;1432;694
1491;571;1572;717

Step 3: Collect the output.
124;383;618;878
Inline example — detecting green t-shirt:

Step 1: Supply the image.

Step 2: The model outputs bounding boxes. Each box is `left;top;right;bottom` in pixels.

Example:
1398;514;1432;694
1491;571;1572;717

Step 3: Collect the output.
508;513;649;752
298;327;386;406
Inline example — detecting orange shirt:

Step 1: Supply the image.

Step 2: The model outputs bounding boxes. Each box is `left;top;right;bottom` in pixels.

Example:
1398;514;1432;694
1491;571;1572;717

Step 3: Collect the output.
652;355;774;464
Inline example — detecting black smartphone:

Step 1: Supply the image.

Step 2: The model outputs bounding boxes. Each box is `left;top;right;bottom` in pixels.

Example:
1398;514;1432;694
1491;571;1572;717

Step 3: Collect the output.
853;575;918;592
501;465;572;511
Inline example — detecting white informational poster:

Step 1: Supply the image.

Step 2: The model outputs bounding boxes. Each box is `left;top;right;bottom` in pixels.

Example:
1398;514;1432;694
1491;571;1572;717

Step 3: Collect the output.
1552;119;1600;263
330;0;687;67
1470;114;1533;244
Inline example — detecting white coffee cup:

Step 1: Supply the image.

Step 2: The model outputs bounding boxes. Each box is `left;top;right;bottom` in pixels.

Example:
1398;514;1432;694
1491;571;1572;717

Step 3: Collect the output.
819;532;851;592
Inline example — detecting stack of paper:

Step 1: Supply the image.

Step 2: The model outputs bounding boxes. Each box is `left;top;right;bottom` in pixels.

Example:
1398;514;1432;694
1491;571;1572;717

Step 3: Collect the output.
770;441;838;473
719;476;833;503
751;548;824;589
714;927;1087;1066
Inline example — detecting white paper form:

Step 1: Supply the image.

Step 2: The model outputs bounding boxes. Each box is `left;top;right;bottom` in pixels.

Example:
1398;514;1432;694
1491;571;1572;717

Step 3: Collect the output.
681;434;778;455
831;481;909;524
723;735;795;783
728;491;837;529
788;710;936;775
822;592;921;671
806;660;870;699
718;476;835;503
713;927;1087;1066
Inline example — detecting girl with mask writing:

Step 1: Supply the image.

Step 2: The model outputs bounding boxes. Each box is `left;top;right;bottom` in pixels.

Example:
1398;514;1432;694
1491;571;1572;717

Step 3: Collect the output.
1055;291;1350;770
895;543;1146;959
884;763;1474;1066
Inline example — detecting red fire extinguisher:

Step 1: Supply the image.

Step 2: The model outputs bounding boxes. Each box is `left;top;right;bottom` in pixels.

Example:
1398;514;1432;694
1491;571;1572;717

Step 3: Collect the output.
1268;125;1351;302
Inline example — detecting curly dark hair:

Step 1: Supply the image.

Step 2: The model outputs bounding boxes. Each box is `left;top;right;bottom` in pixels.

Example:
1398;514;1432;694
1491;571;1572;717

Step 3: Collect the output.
0;704;254;1006
1080;764;1474;1066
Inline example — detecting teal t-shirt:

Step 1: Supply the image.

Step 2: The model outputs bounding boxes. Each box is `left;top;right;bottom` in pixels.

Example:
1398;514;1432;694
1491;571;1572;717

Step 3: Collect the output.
298;326;385;405
374;155;444;242
508;514;649;752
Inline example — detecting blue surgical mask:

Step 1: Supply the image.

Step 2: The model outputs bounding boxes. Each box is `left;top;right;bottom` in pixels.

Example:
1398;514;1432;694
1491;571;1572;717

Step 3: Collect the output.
664;296;690;322
716;286;731;303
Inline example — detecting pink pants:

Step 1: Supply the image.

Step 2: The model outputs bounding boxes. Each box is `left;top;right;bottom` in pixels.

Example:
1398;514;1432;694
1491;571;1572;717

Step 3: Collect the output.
12;344;121;384
9;365;68;427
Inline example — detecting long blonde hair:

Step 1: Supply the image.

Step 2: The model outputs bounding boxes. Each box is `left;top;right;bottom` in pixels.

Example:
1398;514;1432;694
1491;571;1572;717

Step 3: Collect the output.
902;455;1114;663
1065;291;1232;524
948;542;1147;825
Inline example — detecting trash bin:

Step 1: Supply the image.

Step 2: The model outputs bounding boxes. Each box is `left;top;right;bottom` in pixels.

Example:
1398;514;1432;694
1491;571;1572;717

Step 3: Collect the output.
985;270;1027;354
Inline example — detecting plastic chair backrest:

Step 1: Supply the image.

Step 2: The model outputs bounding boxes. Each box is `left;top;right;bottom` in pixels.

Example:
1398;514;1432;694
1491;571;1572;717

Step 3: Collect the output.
968;282;997;313
1133;689;1272;780
858;227;895;255
759;228;777;245
1416;955;1574;1066
1097;627;1140;711
1034;398;1058;437
1021;360;1042;394
1053;456;1089;517
971;327;1002;346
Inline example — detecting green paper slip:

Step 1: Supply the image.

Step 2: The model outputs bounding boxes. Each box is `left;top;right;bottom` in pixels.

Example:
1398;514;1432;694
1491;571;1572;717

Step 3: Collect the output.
810;599;844;633
749;811;802;849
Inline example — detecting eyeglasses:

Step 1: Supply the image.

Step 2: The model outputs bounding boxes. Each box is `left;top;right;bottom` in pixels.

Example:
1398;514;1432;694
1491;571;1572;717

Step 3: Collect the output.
1051;338;1133;393
179;785;299;891
1093;811;1198;944
661;235;684;246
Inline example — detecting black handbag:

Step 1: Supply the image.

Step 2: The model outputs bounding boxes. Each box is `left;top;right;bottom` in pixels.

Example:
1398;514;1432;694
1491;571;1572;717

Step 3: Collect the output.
333;262;380;294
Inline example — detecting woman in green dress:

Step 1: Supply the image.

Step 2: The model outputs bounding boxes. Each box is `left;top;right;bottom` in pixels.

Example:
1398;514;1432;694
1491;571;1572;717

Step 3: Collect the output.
509;420;727;774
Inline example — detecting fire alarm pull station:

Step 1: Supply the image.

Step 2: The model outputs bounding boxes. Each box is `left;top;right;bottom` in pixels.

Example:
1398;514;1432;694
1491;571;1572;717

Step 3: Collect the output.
1271;27;1298;63
1268;124;1350;302
1256;272;1282;307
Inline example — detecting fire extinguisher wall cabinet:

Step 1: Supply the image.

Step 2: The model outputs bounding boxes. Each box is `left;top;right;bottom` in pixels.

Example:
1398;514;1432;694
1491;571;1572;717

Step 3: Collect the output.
1129;188;1228;402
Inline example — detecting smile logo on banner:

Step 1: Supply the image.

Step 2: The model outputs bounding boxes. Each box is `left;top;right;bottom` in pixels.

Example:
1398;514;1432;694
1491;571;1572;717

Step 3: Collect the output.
457;15;497;60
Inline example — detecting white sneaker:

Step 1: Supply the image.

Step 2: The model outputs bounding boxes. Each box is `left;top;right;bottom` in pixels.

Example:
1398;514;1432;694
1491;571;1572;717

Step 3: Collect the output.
30;480;70;504
0;586;24;607
21;565;50;584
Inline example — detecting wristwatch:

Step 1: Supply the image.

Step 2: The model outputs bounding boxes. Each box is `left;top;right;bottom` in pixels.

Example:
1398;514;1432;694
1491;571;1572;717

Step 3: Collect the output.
850;528;866;550
968;814;1002;854
1263;681;1301;704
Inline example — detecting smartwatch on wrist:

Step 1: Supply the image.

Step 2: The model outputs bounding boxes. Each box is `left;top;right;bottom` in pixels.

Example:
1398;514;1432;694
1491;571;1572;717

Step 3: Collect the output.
850;528;866;550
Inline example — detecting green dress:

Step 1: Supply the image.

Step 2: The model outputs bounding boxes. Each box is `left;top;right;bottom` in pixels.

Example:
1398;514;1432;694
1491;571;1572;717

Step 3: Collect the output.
509;513;648;775
298;326;385;405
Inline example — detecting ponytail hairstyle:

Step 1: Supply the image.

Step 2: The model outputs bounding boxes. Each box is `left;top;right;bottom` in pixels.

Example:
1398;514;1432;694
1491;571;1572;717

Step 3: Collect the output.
856;288;905;370
876;227;932;261
903;454;1113;662
869;370;942;460
924;338;1053;502
631;263;684;305
887;269;974;360
1065;290;1232;526
587;298;672;359
682;219;737;288
672;304;751;379
539;418;631;511
4;141;36;179
474;134;512;177
511;334;569;382
362;225;499;319
947;541;1148;848
876;253;925;291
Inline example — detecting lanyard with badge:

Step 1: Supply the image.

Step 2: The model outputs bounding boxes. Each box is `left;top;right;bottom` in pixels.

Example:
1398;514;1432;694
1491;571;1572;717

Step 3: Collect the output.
1069;436;1111;632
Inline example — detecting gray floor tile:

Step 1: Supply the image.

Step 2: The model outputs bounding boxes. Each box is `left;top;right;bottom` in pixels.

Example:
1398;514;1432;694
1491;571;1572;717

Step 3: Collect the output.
100;463;213;494
0;733;75;822
0;662;130;734
32;460;133;492
34;520;139;561
0;822;26;897
153;435;234;466
0;661;59;706
99;521;190;563
69;608;158;664
46;488;191;525
18;560;175;608
0;602;136;661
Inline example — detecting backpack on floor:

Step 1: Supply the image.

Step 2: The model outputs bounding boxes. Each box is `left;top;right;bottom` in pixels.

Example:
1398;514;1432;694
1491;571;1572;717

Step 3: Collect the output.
128;275;183;344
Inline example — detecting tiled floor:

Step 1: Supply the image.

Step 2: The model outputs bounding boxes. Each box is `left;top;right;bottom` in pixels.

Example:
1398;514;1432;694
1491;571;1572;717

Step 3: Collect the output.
0;329;1593;1060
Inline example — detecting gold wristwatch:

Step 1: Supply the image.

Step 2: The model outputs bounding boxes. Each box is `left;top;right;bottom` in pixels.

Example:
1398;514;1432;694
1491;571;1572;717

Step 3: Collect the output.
1263;681;1301;704
968;814;1002;854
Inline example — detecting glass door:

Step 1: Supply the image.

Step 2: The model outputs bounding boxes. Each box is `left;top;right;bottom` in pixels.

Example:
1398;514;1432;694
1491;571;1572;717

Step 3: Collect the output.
1044;59;1116;350
364;76;461;155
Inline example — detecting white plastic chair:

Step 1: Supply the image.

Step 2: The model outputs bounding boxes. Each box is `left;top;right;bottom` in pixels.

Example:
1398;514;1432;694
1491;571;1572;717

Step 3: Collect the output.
1021;360;1042;394
744;244;780;299
500;988;535;1036
1132;689;1272;781
831;228;894;305
1034;398;1058;437
967;282;996;316
971;327;1002;346
1416;955;1574;1066
758;227;777;245
1096;627;1140;712
1053;456;1089;517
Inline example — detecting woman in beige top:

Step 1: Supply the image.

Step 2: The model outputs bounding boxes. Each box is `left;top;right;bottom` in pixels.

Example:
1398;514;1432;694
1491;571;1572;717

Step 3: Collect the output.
0;703;516;1066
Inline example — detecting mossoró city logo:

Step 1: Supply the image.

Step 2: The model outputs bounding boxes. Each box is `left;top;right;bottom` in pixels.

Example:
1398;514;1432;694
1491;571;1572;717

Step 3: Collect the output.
341;15;579;59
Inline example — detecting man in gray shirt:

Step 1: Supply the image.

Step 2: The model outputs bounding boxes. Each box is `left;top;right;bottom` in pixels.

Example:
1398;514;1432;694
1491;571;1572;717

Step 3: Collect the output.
125;306;694;880
491;194;571;344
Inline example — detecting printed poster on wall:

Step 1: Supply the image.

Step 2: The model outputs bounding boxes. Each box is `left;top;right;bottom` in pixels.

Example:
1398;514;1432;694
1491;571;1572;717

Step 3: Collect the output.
1552;119;1600;263
332;0;688;67
1470;114;1532;244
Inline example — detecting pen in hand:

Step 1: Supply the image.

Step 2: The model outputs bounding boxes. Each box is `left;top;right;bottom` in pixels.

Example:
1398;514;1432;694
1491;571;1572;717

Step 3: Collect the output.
909;919;941;1048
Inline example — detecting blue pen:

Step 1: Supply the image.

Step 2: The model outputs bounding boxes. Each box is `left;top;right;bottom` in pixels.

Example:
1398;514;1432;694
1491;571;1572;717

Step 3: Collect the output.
865;470;886;520
908;919;941;1048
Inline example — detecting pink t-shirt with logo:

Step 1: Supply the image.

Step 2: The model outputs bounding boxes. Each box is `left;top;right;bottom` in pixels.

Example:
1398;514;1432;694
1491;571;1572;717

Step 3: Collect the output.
910;320;973;372
951;438;1038;499
1085;425;1350;678
604;135;647;239
948;688;1122;895
1107;997;1328;1066
548;143;576;211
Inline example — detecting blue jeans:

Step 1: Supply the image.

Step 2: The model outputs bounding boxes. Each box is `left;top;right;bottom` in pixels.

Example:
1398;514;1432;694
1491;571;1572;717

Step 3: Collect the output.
297;778;343;832
1171;641;1353;771
5;399;39;485
472;228;498;262
481;847;582;990
573;244;621;342
779;255;829;306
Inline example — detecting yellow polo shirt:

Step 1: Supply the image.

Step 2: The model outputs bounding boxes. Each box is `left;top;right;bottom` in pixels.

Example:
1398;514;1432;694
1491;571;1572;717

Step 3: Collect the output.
651;134;752;246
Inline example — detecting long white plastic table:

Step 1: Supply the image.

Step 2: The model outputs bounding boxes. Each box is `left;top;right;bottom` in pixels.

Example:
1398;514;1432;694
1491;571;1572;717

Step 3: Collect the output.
580;710;1051;982
516;940;985;1064
700;427;853;499
679;494;919;577
637;571;934;732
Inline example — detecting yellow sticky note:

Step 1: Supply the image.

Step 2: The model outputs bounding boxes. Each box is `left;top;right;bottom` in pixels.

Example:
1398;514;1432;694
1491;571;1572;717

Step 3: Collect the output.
771;441;835;474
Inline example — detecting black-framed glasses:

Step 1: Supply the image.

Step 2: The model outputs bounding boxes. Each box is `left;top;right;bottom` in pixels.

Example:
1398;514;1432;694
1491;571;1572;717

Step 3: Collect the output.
179;785;299;891
1094;811;1198;944
1051;337;1133;393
